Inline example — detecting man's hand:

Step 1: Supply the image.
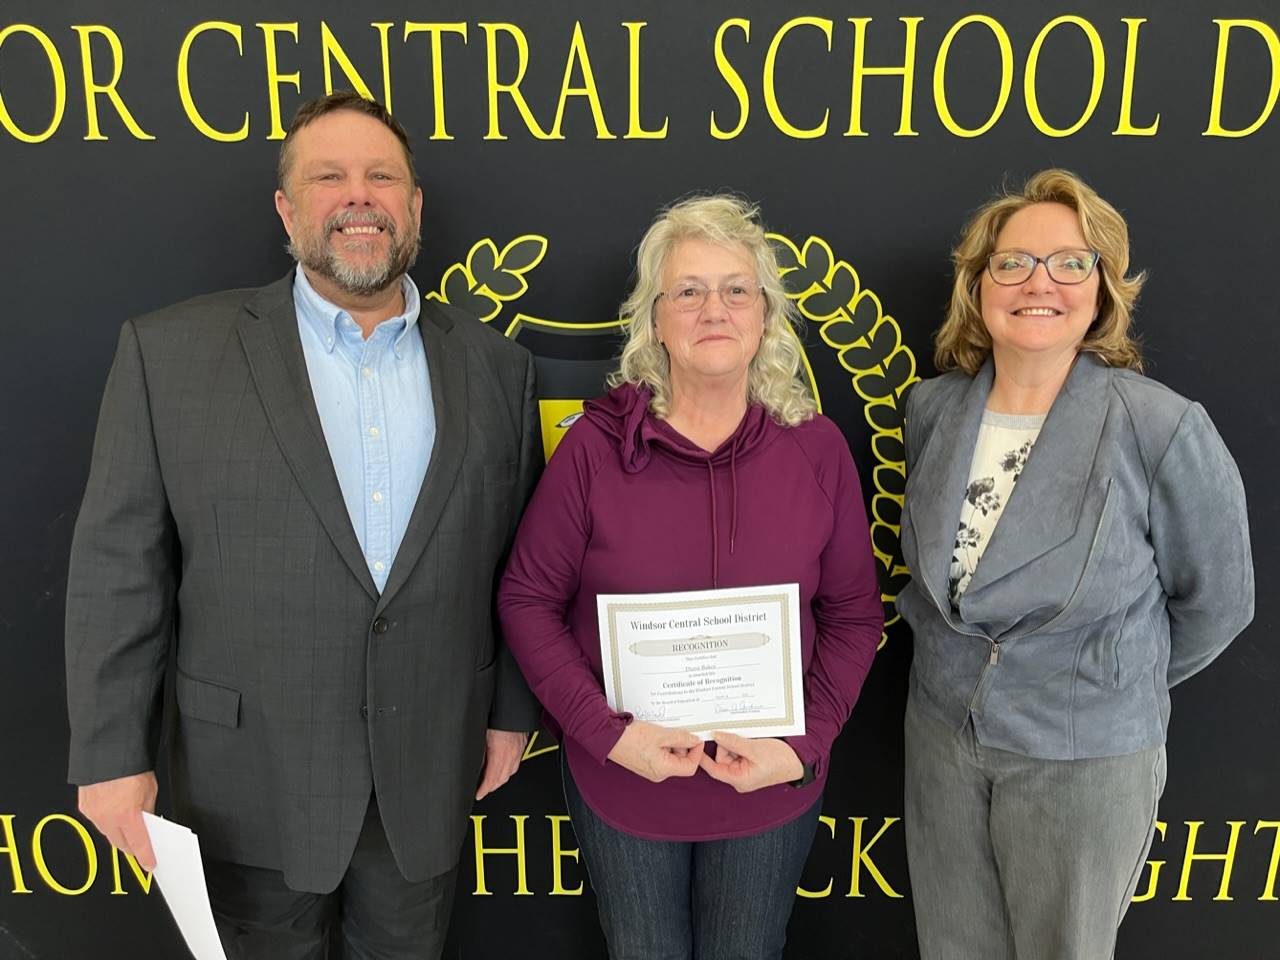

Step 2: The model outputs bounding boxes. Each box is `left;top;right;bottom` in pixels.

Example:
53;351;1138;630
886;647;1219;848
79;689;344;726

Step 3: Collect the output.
78;771;159;870
698;732;804;793
606;721;704;783
476;729;529;800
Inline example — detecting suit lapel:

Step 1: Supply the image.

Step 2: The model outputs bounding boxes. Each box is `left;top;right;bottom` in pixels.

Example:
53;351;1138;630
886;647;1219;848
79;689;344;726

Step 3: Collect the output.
237;275;380;601
962;353;1112;596
377;301;470;612
907;361;992;607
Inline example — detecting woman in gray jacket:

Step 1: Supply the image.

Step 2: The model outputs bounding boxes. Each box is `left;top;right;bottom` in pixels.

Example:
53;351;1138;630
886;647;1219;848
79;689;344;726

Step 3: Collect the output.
898;169;1254;959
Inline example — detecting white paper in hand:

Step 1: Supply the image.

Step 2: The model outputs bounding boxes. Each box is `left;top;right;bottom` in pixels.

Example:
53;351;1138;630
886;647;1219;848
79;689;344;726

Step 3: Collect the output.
142;812;230;960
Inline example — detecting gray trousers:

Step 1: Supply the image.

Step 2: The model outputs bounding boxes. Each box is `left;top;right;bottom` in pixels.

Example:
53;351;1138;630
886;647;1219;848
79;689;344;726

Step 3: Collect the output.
206;796;459;960
904;695;1165;960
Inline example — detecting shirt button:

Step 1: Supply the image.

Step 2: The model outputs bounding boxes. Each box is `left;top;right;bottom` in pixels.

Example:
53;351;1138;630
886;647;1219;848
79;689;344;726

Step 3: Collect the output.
371;491;383;503
362;366;373;378
373;560;385;572
368;426;380;438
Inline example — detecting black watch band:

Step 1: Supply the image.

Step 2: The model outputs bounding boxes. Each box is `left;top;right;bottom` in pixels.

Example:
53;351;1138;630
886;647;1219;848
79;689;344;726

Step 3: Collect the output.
789;761;817;788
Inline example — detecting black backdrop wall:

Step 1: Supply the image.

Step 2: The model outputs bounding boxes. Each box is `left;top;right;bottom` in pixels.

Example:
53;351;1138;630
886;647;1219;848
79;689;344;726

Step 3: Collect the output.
1;2;1277;957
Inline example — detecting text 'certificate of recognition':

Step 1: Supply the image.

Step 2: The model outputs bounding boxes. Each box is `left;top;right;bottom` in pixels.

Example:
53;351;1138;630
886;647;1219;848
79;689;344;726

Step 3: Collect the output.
597;583;804;739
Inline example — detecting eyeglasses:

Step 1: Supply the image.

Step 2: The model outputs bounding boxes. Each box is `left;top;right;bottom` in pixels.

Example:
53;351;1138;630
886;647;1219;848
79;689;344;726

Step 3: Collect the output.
985;249;1101;286
656;281;763;312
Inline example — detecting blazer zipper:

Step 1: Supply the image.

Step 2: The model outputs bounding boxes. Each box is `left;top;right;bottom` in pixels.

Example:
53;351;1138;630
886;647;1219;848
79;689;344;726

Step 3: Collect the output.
964;479;1115;715
911;556;997;712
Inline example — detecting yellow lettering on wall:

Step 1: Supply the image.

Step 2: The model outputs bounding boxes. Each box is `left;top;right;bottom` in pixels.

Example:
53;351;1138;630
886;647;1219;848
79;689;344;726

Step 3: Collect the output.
403;23;468;140
1131;820;1168;902
623;22;668;139
1255;821;1280;902
177;22;249;142
796;816;837;898
72;25;153;141
31;814;96;896
547;815;584;895
320;22;394;111
256;22;301;140
0;814;33;894
549;21;615;140
109;845;154;895
847;817;904;898
763;17;832;139
0;25;66;143
1174;820;1245;901
479;23;552;140
933;15;1014;138
846;17;922;137
471;814;532;895
1204;19;1280;137
1024;16;1104;137
710;19;751;140
1113;18;1159;135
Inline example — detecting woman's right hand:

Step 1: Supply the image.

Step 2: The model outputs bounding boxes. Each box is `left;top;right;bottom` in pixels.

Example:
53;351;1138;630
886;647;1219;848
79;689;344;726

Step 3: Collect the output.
607;720;704;782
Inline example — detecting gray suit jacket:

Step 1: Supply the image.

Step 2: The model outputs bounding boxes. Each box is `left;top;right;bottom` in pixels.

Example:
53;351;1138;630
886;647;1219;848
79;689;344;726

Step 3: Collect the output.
66;273;542;892
898;353;1254;760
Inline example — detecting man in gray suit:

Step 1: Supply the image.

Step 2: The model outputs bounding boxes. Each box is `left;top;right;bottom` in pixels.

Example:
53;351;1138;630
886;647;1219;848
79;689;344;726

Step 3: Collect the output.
65;92;542;958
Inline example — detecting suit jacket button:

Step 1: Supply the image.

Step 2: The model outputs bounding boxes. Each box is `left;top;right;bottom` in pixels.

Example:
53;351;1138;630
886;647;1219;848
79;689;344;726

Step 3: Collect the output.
372;617;389;634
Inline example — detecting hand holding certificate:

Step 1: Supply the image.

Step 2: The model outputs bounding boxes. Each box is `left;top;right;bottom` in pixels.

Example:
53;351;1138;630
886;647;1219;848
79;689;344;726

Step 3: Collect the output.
597;583;805;740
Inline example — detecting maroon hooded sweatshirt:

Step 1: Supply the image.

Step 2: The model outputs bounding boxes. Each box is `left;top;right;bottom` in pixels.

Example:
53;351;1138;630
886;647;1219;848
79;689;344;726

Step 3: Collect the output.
498;383;883;840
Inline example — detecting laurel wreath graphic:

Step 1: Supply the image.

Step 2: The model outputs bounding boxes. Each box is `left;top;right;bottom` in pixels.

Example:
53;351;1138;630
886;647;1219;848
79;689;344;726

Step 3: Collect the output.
424;235;548;324
431;234;918;756
768;235;918;647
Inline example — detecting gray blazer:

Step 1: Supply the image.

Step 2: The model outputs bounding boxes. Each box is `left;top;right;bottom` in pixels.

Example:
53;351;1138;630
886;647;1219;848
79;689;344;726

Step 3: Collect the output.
898;353;1254;760
65;273;542;892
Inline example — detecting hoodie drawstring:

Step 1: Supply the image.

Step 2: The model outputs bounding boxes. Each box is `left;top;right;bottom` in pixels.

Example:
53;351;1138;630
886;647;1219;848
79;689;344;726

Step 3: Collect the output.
706;445;741;589
707;460;719;588
729;442;739;556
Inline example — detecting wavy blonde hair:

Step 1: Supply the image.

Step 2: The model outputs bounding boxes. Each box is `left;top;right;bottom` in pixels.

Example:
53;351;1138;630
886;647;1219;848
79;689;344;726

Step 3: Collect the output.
609;194;816;426
935;168;1146;374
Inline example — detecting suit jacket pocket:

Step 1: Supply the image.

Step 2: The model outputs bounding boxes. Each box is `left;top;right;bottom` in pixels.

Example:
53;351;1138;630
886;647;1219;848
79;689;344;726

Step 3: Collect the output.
176;670;242;727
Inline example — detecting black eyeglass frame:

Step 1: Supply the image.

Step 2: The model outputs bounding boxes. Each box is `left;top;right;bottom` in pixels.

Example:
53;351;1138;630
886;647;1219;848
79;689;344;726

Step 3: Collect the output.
984;249;1102;286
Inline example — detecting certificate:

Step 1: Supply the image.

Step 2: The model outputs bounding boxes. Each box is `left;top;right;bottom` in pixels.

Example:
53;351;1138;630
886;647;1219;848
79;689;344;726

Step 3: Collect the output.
596;583;804;739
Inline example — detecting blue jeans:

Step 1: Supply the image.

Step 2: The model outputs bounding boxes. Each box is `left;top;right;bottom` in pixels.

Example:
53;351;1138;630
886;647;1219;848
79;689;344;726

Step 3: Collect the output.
563;762;821;960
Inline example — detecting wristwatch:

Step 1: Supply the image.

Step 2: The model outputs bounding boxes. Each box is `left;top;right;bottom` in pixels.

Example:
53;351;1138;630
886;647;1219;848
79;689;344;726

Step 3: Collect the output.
789;760;817;788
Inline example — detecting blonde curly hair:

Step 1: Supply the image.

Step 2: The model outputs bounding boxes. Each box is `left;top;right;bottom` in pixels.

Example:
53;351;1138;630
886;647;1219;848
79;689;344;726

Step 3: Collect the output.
936;168;1146;374
609;194;816;427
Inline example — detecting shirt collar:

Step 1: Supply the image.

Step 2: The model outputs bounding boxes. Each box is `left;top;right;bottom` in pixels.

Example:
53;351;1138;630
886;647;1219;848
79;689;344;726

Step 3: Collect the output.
292;264;422;359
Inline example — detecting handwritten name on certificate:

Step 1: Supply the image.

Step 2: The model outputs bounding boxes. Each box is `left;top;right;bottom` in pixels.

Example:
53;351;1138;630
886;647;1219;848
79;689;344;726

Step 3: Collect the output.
596;583;804;739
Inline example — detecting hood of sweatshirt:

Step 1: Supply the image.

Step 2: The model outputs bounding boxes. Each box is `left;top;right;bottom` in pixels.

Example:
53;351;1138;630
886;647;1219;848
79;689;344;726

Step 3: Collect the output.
582;382;784;586
582;382;778;472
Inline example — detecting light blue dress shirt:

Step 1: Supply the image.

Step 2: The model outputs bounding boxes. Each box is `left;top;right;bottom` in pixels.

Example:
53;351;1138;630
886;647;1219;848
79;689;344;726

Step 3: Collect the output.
293;265;435;593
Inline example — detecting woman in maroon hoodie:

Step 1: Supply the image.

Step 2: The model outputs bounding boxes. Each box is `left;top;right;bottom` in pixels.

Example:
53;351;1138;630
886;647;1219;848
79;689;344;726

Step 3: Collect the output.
498;195;883;960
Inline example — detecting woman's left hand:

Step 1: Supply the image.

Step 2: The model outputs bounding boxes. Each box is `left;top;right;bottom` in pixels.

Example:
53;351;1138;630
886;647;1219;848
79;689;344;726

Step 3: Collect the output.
698;731;805;793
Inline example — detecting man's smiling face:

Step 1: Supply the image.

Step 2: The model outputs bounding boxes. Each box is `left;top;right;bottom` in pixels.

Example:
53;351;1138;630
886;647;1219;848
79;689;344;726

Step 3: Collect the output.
274;109;423;298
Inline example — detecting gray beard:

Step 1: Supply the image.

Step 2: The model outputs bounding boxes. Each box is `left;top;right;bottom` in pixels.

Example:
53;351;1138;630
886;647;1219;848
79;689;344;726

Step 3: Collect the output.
288;210;421;298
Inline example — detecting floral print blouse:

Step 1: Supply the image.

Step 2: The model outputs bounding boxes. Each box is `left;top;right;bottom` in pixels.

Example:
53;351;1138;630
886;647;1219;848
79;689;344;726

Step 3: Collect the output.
948;410;1046;604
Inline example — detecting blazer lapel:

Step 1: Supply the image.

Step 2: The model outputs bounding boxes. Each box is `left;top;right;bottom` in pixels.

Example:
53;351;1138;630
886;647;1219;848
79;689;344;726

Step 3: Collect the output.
907;360;992;608
962;353;1112;597
237;275;379;601
376;301;470;612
